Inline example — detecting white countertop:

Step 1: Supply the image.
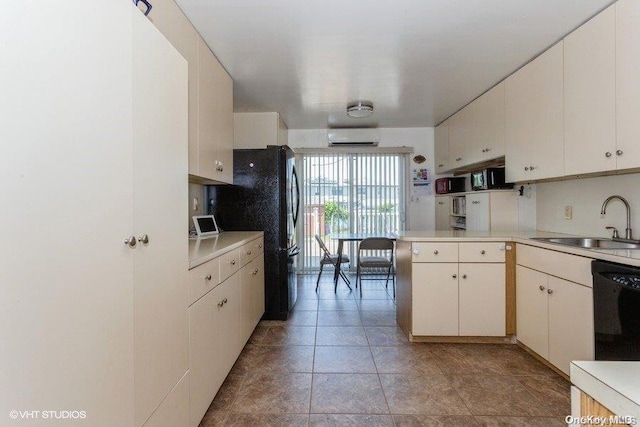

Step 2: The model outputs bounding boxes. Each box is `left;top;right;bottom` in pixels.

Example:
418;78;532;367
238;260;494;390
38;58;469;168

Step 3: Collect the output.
571;361;640;418
188;231;264;269
397;230;640;267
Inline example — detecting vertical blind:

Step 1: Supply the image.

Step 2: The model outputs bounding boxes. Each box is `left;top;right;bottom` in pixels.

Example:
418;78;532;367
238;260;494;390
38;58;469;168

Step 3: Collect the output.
298;152;406;272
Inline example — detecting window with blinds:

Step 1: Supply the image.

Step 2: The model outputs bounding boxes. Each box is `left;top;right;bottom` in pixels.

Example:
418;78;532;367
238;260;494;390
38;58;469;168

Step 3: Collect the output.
298;152;406;273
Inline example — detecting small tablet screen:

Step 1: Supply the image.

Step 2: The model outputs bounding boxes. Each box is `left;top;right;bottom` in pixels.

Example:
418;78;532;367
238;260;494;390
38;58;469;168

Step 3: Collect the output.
193;215;219;236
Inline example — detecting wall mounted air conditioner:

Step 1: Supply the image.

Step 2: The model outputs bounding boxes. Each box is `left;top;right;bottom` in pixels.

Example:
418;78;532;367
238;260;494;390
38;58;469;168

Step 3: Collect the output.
327;128;379;146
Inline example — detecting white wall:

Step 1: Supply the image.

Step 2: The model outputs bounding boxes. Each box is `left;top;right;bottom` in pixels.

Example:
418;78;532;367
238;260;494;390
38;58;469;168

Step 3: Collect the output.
537;173;640;237
288;127;441;231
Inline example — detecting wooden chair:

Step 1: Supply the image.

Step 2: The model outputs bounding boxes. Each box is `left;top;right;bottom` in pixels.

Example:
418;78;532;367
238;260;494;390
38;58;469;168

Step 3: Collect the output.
356;237;395;298
314;234;351;292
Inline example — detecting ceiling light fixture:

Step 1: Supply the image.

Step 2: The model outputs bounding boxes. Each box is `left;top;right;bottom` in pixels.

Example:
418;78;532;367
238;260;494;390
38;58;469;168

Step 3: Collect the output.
347;101;374;118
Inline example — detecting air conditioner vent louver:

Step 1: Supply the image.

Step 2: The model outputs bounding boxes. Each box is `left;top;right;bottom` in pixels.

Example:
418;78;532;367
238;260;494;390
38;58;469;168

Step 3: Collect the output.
327;129;379;147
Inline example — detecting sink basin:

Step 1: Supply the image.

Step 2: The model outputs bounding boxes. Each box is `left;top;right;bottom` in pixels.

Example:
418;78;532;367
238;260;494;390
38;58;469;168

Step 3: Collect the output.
531;237;640;250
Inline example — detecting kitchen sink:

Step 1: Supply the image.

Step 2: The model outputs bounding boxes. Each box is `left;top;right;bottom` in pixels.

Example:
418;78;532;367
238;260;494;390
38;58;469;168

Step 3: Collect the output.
531;237;640;250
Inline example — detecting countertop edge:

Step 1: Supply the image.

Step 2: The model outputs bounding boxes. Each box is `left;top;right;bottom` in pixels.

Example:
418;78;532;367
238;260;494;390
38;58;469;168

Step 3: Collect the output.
570;361;640;418
397;231;640;267
188;231;264;269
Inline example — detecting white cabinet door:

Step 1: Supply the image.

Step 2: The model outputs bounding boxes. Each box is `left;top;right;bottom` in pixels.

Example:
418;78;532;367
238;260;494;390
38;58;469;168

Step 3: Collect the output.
505;42;564;182
412;263;459;336
189;287;223;427
132;11;189;427
211;61;234;184
143;372;190;427
252;256;266;325
564;4;616;175
197;36;219;180
547;277;594;375
434;120;449;173
615;0;640;171
466;193;490;232
0;2;135;425
472;82;505;163
459;263;505;336
448;108;471;169
516;266;549;359
435;196;451;231
146;0;199;177
218;273;243;374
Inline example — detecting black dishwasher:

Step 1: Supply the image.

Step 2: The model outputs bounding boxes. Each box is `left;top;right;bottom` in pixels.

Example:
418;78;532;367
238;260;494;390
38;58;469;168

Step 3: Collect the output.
592;260;640;360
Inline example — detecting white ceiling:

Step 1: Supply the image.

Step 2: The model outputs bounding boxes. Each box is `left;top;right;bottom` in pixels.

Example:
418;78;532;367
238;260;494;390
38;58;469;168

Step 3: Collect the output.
175;0;614;129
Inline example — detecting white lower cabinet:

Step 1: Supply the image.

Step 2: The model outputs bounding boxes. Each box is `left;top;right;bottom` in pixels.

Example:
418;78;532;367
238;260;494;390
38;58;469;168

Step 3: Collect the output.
189;238;264;427
435;196;451;231
516;262;594;375
411;242;506;337
142;372;190;427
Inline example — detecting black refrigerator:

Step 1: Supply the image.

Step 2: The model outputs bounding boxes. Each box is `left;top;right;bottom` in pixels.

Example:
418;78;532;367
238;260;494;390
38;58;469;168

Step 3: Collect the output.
208;145;300;320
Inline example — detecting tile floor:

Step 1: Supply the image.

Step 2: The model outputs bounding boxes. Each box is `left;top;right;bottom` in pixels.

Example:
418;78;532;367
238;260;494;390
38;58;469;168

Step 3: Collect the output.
199;273;571;426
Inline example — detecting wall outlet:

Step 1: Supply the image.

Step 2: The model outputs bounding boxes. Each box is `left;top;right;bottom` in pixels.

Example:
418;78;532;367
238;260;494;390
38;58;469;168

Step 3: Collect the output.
565;205;572;220
193;197;199;212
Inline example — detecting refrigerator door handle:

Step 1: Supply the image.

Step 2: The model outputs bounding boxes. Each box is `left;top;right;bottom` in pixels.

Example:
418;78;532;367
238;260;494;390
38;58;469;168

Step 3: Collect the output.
291;165;300;227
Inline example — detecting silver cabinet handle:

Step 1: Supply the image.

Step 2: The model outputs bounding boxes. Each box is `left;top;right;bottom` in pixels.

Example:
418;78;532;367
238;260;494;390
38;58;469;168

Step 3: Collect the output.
137;234;149;244
524;166;529;171
223;298;228;303
247;250;252;255
472;201;480;204
205;274;212;281
231;260;236;265
547;289;553;294
539;285;545;291
218;300;224;307
456;157;462;162
433;250;439;255
259;244;263;249
529;166;535;171
438;163;444;167
124;236;137;248
480;250;486;255
438;201;444;205
452;274;457;279
252;269;259;275
605;152;612;158
462;274;467;279
616;150;623;156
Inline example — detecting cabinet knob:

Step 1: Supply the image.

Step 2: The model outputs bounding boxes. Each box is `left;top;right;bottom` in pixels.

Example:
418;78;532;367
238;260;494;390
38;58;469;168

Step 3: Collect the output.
124;236;137;248
438;164;444;167
433;250;439;255
231;260;236;265
259;244;263;249
616;150;623;156
252;269;259;275
480;250;486;255
452;274;457;279
472;201;480;204
529;166;535;171
247;250;252;255
462;274;467;279
524;166;529;171
605;152;612;158
438;201;444;205
547;289;553;295
223;298;228;303
205;274;212;281
481;149;486;153
456;157;462;162
218;300;224;307
539;285;545;291
137;234;149;244
412;248;420;255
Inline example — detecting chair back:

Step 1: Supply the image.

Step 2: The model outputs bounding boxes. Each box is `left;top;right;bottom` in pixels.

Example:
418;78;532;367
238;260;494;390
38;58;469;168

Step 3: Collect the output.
315;234;333;259
358;237;394;260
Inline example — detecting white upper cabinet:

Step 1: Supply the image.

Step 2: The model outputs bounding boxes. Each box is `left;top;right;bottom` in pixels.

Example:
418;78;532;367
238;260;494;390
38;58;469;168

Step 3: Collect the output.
505;41;564;183
616;0;640;171
447;82;505;170
471;82;505;164
434;120;449;174
564;4;616;175
234;112;289;149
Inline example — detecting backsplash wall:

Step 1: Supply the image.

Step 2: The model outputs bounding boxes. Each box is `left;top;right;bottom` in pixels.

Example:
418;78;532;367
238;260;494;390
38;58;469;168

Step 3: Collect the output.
537;173;640;238
188;182;206;232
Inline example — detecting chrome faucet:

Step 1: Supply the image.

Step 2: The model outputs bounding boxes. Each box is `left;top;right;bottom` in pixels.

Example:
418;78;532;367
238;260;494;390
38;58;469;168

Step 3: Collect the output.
600;195;633;240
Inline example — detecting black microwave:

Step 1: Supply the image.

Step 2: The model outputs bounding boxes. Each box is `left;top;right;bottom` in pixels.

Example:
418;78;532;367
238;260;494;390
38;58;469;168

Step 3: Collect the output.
470;168;512;191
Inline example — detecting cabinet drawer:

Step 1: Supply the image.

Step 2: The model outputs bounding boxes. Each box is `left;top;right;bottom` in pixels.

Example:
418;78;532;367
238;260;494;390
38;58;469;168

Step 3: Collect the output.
188;258;220;305
517;244;593;287
412;242;458;262
459;242;506;263
239;237;264;266
219;248;240;282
